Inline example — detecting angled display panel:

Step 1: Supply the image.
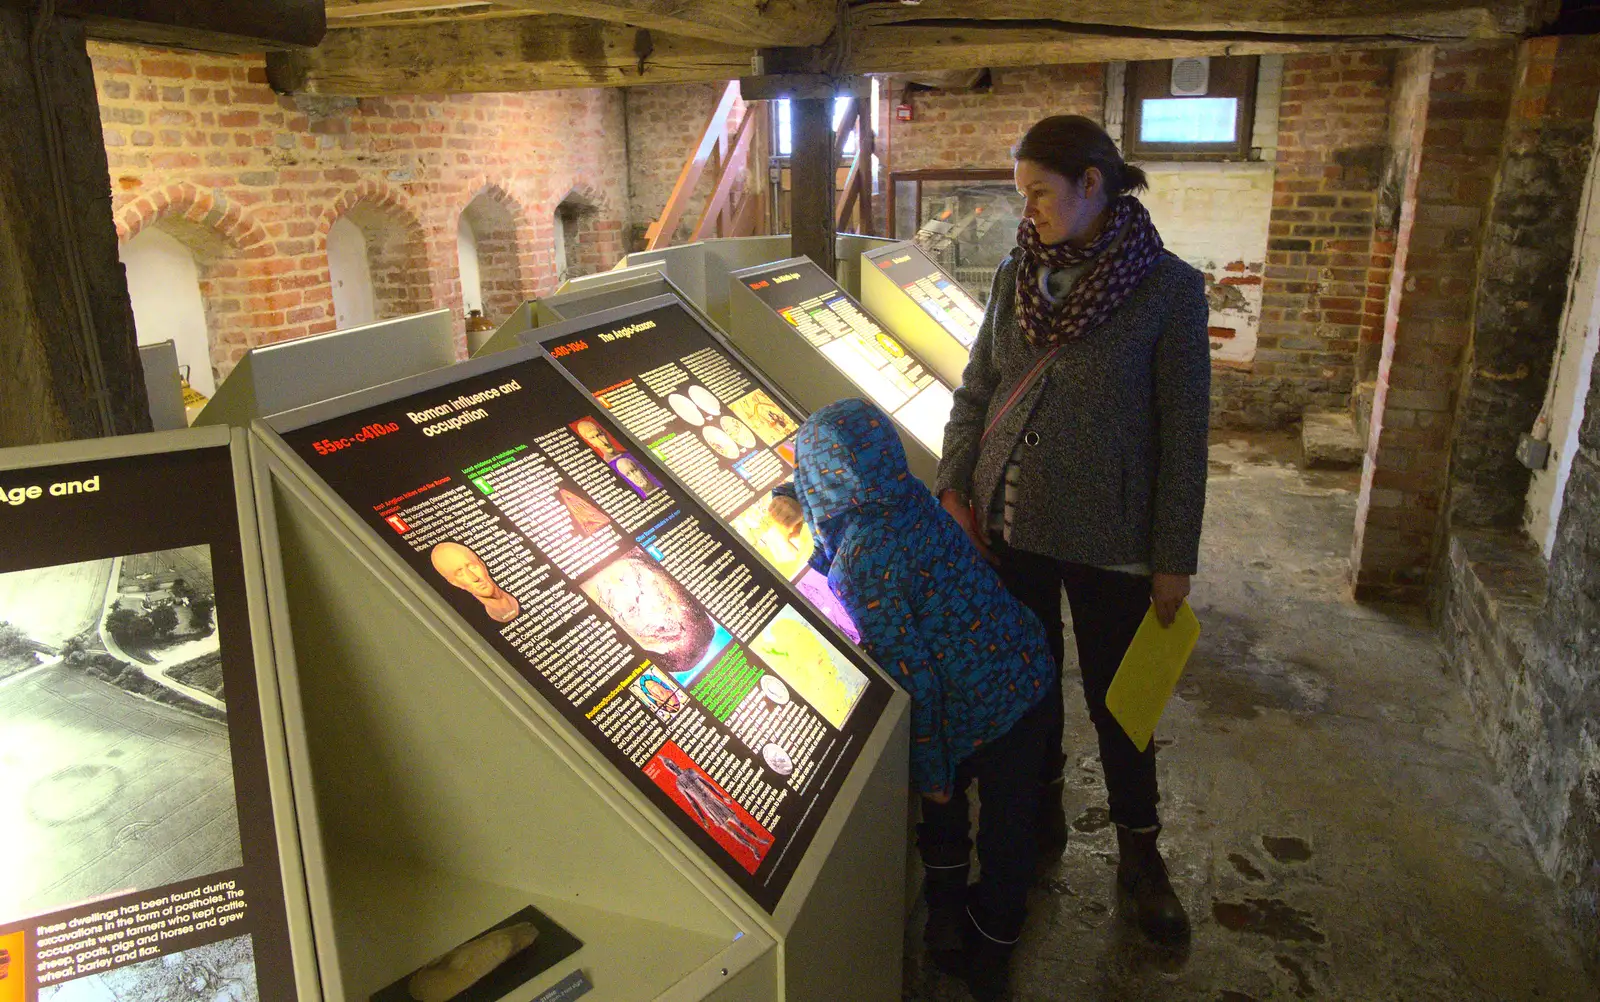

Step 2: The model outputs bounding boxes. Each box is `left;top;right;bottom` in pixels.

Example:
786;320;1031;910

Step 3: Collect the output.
861;241;986;387
834;233;898;300
194;309;457;427
138;340;187;431
729;256;955;486
622;243;709;312
268;350;895;913
535;297;861;643
0;428;316;1001
471;299;534;357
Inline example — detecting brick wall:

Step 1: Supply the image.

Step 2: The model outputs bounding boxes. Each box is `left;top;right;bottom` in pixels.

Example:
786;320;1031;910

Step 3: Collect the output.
93;43;630;385
884;65;1104;172
1221;50;1393;427
1432;37;1600;970
1449;35;1600;529
1351;42;1516;602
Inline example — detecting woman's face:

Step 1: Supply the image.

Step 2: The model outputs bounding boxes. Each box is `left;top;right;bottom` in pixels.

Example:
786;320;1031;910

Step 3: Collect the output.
1015;159;1106;248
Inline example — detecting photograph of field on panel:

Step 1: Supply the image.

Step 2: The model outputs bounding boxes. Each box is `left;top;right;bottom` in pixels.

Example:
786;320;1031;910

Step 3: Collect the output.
0;441;303;1000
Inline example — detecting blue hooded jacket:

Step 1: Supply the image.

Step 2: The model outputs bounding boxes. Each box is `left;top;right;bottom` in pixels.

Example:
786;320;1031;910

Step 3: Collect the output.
790;398;1054;796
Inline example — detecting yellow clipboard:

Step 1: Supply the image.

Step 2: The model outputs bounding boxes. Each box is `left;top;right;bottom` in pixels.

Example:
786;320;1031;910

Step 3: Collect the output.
1105;601;1201;752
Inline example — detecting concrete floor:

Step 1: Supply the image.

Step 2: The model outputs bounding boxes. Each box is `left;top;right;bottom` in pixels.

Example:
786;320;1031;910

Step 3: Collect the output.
905;432;1598;1002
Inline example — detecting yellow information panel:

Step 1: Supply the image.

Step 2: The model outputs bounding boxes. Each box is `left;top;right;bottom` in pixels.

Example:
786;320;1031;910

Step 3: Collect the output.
1105;602;1201;752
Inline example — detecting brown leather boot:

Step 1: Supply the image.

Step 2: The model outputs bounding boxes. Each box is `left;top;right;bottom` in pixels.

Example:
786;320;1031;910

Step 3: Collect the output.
1116;825;1190;945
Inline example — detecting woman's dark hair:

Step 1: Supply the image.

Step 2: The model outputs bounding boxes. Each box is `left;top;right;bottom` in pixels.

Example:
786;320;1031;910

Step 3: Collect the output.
1011;115;1149;195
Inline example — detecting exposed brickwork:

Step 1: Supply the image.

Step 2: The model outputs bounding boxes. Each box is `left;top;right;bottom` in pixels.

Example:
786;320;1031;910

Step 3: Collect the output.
1427;36;1600;973
1541;347;1600;967
459;181;541;325
92;42;629;383
885;65;1104;171
1449;36;1600;529
1351;42;1516;603
1229;50;1393;428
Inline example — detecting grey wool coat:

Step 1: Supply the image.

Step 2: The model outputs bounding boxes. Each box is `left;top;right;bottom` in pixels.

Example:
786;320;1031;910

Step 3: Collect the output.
935;249;1212;575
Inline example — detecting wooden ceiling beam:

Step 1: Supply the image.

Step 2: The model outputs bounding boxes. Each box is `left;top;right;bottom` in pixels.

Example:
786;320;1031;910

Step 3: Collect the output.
848;0;1553;40
266;16;753;95
328;0;495;21
326;6;534;28
846;19;1505;75
482;0;835;47
34;0;324;51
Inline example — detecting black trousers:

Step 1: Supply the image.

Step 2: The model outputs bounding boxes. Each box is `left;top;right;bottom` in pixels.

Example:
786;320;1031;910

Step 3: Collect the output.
917;698;1050;944
993;543;1161;831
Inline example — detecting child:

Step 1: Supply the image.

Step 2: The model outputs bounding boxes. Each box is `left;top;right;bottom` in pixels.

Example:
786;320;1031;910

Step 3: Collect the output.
786;398;1054;1000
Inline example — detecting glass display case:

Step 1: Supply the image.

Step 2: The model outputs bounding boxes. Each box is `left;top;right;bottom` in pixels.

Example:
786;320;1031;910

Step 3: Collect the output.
887;169;1018;305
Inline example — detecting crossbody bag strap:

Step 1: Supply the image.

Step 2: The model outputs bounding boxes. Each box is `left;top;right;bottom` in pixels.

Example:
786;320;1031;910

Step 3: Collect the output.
978;344;1062;449
965;344;1062;536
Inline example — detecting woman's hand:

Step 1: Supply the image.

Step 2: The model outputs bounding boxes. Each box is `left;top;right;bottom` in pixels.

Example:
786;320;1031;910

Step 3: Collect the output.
923;790;952;805
1151;572;1190;627
939;489;997;566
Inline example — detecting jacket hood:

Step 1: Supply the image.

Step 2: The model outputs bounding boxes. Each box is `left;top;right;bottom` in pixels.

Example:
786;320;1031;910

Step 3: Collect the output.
793;398;929;573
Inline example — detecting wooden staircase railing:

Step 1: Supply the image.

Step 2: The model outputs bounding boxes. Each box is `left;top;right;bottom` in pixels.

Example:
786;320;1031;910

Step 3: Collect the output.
647;80;766;250
645;78;876;250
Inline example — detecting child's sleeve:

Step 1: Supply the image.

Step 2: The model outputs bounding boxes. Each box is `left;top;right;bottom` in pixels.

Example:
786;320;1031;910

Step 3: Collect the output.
830;551;953;798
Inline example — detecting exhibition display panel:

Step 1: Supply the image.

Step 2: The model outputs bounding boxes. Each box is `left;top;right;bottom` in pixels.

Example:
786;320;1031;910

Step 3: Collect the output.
728;257;955;488
0;427;318;1001
194;309;457;427
620;235;890;332
860;241;986;388
251;344;910;1001
138;340;187;431
474;300;535;357
697;237;793;331
473;263;710;359
832;234;898;308
621;244;710;316
534;296;859;643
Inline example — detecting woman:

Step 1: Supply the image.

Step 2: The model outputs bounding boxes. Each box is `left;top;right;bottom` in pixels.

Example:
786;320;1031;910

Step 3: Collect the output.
936;115;1211;945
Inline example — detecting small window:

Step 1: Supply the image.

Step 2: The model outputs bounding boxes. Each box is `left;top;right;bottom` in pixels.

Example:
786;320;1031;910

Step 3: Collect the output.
1125;56;1257;161
774;95;859;158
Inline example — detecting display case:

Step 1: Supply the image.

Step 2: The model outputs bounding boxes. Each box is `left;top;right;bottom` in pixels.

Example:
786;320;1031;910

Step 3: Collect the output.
886;169;1018;304
249;343;910;1001
0;427;320;1000
728;256;955;488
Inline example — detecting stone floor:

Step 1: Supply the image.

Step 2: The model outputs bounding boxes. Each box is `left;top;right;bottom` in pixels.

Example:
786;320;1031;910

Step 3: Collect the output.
903;431;1598;1002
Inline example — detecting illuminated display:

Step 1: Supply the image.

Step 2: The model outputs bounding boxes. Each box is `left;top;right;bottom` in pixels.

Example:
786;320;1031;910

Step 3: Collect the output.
870;246;987;349
0;445;302;998
540;302;860;643
741;261;956;457
279;356;891;911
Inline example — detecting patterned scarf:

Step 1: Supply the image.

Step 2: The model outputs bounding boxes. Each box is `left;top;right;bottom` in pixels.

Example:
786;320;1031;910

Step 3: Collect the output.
1015;194;1165;348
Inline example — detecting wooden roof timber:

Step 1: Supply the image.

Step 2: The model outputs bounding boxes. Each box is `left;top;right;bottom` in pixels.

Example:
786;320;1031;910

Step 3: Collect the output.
270;0;1553;96
849;0;1557;39
326;0;835;46
266;15;752;94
